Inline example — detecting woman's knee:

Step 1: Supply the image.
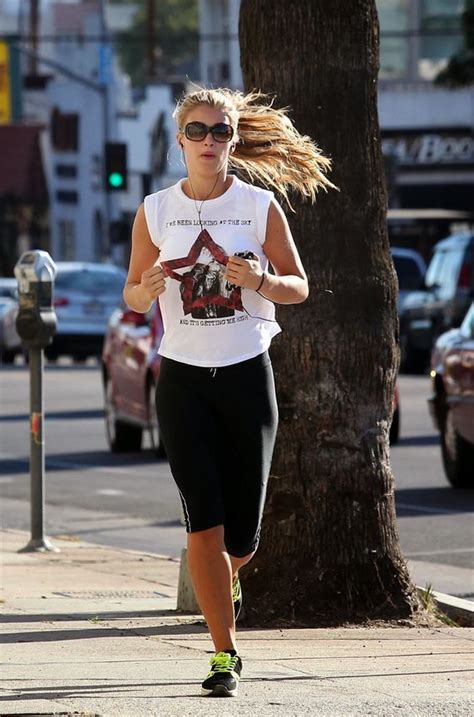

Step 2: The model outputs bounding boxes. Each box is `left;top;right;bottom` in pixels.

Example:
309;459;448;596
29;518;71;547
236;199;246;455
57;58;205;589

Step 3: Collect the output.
188;524;225;549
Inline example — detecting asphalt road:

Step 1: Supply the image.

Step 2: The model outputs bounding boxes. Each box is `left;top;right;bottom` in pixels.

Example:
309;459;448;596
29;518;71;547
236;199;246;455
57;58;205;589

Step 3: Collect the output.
1;360;473;599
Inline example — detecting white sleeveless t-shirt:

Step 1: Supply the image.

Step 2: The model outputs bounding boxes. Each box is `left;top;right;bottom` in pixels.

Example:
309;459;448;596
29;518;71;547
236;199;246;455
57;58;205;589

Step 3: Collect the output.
143;175;282;367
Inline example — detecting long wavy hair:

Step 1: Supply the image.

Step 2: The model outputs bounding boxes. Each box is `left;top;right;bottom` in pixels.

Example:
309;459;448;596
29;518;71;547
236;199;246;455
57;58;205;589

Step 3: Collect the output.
173;87;338;209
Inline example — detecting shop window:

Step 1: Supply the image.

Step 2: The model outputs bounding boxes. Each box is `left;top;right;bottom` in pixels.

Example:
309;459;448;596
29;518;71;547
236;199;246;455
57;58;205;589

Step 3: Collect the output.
419;0;465;79
51;107;79;151
378;0;410;80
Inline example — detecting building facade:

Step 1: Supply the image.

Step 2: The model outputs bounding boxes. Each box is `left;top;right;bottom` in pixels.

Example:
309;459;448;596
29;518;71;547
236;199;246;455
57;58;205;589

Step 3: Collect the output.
198;0;473;224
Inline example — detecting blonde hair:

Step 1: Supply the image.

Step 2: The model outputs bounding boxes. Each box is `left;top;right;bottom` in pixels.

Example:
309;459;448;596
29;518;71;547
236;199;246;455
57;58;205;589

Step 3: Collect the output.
173;87;337;210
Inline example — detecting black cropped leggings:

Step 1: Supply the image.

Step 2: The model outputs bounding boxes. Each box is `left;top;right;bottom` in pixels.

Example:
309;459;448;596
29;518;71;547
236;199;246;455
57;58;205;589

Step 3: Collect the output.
155;350;279;557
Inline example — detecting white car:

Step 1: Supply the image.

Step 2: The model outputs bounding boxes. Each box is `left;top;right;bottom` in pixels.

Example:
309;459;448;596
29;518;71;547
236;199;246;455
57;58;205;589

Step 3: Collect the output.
0;263;127;363
0;278;21;363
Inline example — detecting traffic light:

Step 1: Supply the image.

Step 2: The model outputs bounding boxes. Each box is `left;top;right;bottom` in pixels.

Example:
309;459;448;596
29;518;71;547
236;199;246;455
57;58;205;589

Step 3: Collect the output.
104;142;128;192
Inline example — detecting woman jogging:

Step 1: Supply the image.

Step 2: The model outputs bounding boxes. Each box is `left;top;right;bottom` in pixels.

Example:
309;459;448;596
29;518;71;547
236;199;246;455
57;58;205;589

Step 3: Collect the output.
123;87;334;697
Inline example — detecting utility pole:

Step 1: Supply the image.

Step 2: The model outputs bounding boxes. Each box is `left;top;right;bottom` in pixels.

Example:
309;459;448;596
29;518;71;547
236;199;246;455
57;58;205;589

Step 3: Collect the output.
28;0;39;75
147;0;156;80
99;0;112;259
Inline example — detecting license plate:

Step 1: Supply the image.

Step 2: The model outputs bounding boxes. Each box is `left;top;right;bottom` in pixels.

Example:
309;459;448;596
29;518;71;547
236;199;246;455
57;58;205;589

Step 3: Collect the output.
84;301;105;315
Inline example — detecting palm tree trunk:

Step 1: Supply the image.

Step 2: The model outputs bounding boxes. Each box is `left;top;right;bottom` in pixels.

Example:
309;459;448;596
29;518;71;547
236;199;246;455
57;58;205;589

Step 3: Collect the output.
239;0;425;626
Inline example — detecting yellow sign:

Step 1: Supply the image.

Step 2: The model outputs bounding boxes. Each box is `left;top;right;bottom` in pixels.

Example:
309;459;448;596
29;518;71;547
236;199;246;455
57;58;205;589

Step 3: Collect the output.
0;41;12;124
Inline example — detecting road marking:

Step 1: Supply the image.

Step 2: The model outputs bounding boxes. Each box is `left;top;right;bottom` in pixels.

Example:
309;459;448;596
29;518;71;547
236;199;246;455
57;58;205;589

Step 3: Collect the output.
95;488;125;496
0;477;13;483
0;454;161;477
396;501;471;516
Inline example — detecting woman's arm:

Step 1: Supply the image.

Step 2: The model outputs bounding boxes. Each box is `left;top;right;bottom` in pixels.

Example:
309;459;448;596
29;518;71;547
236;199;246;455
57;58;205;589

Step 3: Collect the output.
123;203;165;313
225;198;309;305
258;199;309;304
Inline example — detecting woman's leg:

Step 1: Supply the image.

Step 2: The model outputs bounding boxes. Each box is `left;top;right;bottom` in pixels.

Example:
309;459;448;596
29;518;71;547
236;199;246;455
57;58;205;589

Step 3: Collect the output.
229;551;256;579
187;524;237;653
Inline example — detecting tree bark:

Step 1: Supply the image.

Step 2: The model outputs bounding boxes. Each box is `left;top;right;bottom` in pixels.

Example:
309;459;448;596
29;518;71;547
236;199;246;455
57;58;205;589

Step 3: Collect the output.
239;0;425;626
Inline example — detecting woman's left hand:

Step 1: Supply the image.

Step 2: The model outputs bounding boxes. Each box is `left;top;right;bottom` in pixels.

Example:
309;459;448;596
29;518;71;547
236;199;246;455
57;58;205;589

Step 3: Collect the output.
225;254;263;290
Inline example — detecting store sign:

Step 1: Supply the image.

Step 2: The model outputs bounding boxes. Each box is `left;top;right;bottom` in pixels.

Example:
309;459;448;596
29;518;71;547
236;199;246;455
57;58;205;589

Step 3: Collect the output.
0;41;12;124
382;131;474;167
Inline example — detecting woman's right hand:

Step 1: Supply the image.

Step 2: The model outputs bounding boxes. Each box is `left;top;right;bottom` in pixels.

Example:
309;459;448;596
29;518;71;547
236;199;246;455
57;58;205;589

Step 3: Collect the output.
140;264;166;301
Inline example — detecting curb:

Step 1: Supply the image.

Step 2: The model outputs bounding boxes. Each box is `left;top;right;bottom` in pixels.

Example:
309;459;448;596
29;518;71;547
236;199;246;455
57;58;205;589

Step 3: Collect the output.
416;585;474;626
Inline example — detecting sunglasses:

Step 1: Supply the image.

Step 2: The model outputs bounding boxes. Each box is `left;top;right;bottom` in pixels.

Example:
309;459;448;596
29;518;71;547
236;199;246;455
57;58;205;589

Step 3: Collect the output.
183;121;234;143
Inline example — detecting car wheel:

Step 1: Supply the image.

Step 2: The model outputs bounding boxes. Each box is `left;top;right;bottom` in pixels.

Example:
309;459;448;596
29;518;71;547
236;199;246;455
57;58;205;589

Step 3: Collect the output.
72;354;87;363
389;406;400;444
441;409;474;489
148;378;166;457
104;379;143;452
400;334;427;374
0;348;16;364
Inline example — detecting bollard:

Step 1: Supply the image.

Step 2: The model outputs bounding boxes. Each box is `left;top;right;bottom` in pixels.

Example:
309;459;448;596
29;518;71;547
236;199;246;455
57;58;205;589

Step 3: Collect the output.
176;547;201;613
14;251;59;553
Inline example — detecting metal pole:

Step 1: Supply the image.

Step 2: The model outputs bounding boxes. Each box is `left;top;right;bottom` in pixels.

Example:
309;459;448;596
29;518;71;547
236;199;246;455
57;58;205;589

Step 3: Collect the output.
28;0;39;76
19;347;58;552
147;0;156;80
99;0;111;260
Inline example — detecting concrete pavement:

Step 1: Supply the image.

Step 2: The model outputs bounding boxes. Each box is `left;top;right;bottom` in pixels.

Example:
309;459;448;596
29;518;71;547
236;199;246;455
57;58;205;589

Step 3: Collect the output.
1;529;473;716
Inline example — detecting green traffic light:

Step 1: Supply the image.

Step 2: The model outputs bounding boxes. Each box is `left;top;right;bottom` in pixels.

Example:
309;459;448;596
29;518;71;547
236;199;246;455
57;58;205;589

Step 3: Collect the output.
109;172;124;188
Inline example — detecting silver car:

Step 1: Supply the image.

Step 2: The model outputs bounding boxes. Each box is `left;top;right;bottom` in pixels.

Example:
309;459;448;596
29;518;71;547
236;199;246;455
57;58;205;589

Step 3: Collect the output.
0;278;21;363
1;263;127;362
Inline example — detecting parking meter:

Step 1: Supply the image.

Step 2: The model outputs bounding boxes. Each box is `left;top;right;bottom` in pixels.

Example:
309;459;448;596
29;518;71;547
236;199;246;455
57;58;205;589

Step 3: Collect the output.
14;250;57;349
14;250;59;553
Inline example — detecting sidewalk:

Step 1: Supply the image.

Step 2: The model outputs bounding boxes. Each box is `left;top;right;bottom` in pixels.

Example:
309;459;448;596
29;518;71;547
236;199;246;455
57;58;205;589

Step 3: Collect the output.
1;529;473;716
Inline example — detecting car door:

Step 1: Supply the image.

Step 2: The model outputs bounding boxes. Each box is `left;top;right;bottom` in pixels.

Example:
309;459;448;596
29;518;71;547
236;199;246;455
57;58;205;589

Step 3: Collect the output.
113;309;153;422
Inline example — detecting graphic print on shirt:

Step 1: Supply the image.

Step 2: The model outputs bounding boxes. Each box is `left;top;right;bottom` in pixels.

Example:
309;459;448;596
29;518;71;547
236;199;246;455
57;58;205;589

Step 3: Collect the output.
160;229;254;320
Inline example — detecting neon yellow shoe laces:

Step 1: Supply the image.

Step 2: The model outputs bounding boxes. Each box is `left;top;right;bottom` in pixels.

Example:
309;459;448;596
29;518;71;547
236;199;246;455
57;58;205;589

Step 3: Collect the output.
206;651;239;677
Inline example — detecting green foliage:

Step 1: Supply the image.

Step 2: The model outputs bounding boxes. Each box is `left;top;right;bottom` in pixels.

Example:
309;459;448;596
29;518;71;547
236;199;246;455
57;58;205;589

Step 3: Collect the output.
111;0;199;87
435;0;474;87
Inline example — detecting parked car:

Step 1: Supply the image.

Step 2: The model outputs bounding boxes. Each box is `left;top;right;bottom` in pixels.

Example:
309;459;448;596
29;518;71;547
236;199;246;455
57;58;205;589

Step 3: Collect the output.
390;246;427;317
101;302;165;455
400;232;474;373
1;262;128;362
0;278;21;363
428;302;474;489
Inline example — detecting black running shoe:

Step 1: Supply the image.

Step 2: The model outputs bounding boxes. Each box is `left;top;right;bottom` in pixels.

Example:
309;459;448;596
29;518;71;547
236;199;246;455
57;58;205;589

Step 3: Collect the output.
201;651;243;697
232;574;242;621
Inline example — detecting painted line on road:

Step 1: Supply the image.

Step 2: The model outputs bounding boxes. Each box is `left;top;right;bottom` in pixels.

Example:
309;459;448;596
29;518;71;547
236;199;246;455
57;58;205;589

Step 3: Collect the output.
396;501;471;516
0;454;162;478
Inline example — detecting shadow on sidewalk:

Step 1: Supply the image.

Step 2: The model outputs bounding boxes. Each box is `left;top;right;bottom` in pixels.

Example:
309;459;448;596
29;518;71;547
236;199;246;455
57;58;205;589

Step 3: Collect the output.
2;667;473;704
1;621;209;643
1;609;200;623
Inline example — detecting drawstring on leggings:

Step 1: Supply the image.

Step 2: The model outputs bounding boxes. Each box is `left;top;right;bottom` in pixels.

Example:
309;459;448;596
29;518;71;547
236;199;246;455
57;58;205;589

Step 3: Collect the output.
209;367;217;378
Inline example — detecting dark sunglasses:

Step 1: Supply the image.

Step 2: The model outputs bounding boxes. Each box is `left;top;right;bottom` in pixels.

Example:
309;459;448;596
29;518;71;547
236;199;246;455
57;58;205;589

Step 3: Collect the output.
183;121;234;143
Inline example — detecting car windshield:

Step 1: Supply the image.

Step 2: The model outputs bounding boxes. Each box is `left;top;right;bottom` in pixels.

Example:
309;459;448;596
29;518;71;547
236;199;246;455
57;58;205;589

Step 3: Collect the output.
393;256;423;291
459;303;474;339
425;248;463;292
55;269;125;293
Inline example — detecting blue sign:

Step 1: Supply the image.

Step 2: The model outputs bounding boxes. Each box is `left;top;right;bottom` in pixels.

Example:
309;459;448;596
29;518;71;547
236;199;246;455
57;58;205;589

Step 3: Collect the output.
98;45;112;86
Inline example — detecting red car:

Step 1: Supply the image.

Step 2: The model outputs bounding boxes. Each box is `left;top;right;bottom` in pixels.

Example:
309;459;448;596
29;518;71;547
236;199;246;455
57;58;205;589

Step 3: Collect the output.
101;302;165;455
102;301;401;453
428;302;474;488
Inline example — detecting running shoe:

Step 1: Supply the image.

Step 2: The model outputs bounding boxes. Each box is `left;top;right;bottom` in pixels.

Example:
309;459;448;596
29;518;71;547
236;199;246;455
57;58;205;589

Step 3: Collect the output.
201;650;243;697
232;573;242;620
